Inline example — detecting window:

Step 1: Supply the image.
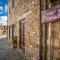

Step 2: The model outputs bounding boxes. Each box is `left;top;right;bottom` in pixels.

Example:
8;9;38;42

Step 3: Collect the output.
9;8;10;14
41;0;60;11
52;0;60;7
9;0;10;2
41;0;50;10
8;0;10;3
9;26;10;39
12;0;14;8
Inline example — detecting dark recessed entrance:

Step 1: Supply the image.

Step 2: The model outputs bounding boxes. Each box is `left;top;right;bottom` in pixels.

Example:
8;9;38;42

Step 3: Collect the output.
19;19;26;52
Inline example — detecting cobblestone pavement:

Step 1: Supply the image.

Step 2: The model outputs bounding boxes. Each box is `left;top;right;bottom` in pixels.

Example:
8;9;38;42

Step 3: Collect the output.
0;37;25;60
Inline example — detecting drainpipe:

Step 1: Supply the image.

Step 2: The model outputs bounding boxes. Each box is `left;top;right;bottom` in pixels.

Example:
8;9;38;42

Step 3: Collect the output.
39;0;42;60
48;1;52;60
39;0;47;60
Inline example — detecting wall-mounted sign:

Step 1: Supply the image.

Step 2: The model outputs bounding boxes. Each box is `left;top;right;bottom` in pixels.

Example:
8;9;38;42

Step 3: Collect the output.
41;5;60;23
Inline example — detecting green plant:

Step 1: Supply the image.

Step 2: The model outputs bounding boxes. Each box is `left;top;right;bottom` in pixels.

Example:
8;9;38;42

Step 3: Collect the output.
12;36;17;44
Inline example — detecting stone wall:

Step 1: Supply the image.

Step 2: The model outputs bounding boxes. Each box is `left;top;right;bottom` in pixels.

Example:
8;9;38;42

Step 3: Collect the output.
8;0;40;60
25;0;40;60
51;21;60;60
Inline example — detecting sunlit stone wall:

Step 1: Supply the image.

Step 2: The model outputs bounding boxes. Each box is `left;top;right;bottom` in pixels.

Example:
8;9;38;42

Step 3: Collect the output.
8;0;40;60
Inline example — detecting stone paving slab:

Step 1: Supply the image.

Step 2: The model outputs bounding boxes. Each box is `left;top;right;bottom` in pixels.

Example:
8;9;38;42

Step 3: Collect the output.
0;37;25;60
4;49;25;60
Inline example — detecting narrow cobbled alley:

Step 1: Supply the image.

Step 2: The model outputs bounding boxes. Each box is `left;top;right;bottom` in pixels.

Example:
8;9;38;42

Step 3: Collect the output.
0;37;25;60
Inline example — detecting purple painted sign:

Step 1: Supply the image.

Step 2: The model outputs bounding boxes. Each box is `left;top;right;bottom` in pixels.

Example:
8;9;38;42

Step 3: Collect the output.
41;5;60;23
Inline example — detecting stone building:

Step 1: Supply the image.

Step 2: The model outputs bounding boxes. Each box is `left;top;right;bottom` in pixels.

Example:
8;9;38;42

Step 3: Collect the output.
40;0;60;60
0;23;7;36
8;0;60;60
0;25;4;36
8;0;40;60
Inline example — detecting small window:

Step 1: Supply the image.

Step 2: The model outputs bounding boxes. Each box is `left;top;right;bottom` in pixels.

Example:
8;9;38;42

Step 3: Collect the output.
12;0;14;8
9;8;10;14
9;26;10;39
51;0;60;7
9;0;10;2
12;24;15;38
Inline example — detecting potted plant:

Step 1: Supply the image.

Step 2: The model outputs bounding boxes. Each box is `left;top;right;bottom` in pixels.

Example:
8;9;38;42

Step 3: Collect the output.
12;36;17;48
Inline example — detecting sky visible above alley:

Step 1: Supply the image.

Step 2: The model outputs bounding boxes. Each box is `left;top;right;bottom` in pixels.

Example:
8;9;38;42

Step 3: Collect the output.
0;0;7;26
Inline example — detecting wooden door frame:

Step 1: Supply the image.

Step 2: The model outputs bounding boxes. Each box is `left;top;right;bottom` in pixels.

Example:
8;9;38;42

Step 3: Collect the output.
19;19;26;52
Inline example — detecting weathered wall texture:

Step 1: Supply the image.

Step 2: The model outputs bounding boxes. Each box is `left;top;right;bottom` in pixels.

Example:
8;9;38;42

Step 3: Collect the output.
24;0;40;60
8;0;40;60
51;21;60;60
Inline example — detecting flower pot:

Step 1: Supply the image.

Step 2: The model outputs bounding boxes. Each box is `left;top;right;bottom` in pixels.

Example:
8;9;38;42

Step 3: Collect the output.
12;36;17;48
13;43;17;48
